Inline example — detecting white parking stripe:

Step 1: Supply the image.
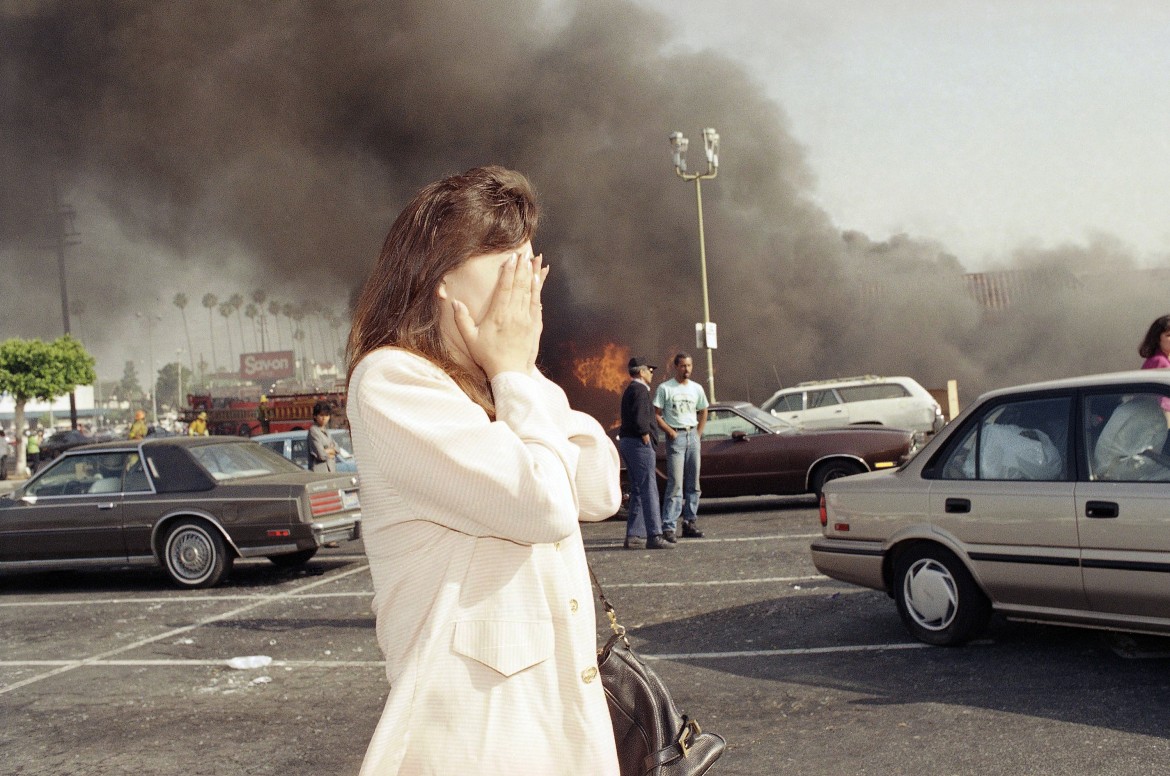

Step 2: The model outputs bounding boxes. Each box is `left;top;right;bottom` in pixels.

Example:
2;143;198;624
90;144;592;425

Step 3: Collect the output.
608;574;830;588
593;533;821;547
0;642;930;669
0;563;371;695
643;643;932;660
0;589;375;608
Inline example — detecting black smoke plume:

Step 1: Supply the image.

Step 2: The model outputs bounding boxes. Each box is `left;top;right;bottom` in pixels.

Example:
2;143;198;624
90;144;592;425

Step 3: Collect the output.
2;1;1166;420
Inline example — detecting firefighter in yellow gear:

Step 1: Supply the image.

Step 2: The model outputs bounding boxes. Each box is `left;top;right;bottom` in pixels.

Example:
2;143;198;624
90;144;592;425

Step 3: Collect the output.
128;410;148;440
257;395;270;434
188;411;209;436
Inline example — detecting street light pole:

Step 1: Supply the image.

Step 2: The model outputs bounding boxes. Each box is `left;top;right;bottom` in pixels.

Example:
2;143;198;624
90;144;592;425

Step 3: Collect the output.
136;312;161;427
669;128;720;402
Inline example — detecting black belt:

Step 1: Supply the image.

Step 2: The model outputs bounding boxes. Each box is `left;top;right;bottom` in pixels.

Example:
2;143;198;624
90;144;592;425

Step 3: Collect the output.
670;426;695;431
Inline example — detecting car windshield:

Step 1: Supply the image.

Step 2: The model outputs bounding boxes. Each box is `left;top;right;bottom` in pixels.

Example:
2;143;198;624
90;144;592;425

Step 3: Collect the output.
188;442;302;481
738;404;798;433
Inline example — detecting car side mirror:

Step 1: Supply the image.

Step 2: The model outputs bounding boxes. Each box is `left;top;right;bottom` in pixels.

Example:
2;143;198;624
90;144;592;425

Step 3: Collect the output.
20;493;36;505
731;431;749;442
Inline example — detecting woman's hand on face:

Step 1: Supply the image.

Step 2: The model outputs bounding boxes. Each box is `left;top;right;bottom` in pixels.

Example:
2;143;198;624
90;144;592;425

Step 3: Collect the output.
452;253;547;378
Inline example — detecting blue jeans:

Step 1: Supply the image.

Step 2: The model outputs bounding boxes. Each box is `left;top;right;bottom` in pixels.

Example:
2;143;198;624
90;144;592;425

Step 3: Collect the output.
661;428;701;531
618;436;663;539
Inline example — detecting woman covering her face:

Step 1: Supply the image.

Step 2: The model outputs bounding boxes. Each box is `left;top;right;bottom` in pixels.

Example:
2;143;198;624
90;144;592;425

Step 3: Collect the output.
345;166;622;775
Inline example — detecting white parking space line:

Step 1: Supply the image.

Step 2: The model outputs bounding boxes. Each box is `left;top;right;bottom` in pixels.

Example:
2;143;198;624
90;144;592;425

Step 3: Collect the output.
0;589;374;608
644;643;932;660
0;563;371;695
608;574;829;588
0;641;933;670
593;533;821;547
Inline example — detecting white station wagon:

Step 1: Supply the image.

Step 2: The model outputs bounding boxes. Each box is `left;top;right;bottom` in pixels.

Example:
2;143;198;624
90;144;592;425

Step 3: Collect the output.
812;370;1170;646
761;375;944;435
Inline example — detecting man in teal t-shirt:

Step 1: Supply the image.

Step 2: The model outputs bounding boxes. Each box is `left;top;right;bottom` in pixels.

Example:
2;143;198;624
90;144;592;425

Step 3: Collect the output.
653;353;709;540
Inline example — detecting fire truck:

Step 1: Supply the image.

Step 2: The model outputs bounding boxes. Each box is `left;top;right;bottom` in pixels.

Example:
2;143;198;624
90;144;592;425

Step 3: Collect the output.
184;391;347;437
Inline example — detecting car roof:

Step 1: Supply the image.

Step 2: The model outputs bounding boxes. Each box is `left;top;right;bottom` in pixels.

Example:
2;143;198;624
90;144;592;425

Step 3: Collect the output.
977;369;1170;402
252;429;347;442
775;375;921;392
63;436;253;454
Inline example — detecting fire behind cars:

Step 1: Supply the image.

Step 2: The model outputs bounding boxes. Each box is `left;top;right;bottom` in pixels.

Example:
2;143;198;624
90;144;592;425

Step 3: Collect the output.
813;370;1170;646
0;436;361;588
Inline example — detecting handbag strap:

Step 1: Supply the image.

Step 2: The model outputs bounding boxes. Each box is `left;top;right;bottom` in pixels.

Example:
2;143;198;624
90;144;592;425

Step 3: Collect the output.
587;561;629;643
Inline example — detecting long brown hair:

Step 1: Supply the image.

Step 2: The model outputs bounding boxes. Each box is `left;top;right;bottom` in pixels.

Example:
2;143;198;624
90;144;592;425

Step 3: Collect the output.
1139;315;1170;359
346;166;540;417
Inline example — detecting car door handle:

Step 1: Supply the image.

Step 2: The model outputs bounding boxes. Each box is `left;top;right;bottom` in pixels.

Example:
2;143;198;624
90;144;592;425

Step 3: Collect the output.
945;498;970;514
97;502;116;510
1085;500;1119;518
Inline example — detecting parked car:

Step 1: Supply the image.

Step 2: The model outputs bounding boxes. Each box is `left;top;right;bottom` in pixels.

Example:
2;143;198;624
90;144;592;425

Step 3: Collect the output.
253;428;357;473
760;375;945;435
812;369;1170;646
0;436;361;588
633;401;916;498
36;429;93;464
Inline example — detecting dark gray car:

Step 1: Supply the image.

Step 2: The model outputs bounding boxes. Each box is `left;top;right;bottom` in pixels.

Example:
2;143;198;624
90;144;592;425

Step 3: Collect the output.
0;436;361;588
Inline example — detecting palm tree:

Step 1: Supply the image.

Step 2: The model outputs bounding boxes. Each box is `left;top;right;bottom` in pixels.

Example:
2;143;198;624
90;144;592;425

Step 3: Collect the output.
252;290;269;350
328;312;347;362
201;293;218;371
268;300;284;349
244;303;259;351
173;293;197;377
228;293;245;354
281;302;297;353
219;302;236;371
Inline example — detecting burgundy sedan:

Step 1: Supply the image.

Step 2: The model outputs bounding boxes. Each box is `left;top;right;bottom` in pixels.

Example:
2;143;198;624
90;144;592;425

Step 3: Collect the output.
655;401;916;497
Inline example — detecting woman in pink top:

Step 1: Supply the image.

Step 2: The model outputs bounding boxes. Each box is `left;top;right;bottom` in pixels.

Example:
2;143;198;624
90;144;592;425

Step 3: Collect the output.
1139;315;1170;369
1138;314;1170;418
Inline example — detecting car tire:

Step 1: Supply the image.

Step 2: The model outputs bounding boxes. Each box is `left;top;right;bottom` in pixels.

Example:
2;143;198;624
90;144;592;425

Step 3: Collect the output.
268;548;318;568
893;544;990;646
238;423;253;437
811;459;865;495
162;519;232;588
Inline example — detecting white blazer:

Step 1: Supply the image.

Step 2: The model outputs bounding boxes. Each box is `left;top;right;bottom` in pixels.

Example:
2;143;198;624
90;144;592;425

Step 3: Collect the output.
348;348;622;775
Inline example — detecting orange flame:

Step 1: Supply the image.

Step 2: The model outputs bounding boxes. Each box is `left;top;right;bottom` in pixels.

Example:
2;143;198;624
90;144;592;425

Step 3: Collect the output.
572;342;631;395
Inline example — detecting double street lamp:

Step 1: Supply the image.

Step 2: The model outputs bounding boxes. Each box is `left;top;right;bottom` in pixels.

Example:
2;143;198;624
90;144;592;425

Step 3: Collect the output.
669;127;720;402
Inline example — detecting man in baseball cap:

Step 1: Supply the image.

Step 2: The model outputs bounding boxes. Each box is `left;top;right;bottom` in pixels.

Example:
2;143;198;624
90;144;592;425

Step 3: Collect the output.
617;356;673;550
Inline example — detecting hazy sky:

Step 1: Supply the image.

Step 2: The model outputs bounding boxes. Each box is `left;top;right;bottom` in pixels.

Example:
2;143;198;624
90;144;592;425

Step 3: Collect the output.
632;0;1170;267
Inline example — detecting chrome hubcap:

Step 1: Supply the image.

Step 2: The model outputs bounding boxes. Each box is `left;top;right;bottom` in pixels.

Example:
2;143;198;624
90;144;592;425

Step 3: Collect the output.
903;558;958;631
169;529;213;581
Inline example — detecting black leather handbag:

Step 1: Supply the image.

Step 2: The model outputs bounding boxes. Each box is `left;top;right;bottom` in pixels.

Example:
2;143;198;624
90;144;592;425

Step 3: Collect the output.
591;567;726;775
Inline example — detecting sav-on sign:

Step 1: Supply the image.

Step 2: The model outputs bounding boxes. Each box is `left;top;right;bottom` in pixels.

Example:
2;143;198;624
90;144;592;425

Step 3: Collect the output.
240;351;296;380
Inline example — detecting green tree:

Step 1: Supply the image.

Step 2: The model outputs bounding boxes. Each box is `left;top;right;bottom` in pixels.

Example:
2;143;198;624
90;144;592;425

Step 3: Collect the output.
0;336;96;475
120;360;142;401
155;362;193;409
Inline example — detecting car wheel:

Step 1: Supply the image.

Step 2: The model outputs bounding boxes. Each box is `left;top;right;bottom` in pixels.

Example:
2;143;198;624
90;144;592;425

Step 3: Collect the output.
238;423;253;437
268;548;318;568
162;519;232;588
811;459;865;495
893;544;990;646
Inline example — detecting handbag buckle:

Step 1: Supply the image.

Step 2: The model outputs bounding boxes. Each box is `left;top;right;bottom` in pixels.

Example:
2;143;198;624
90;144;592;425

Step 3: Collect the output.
677;719;701;756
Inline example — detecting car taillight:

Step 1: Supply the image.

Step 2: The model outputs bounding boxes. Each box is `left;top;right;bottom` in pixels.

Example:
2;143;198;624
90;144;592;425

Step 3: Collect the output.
309;490;344;517
818;494;827;527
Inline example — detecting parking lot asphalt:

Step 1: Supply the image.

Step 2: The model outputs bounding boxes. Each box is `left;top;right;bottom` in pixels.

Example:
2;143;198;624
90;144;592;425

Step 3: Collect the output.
4;496;1170;775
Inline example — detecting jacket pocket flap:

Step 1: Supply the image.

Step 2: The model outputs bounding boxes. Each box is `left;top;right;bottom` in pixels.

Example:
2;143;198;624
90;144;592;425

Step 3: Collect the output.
452;620;555;677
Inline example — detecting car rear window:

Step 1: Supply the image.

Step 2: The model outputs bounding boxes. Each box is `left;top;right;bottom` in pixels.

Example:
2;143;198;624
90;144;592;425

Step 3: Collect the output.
188;442;303;481
837;384;910;402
